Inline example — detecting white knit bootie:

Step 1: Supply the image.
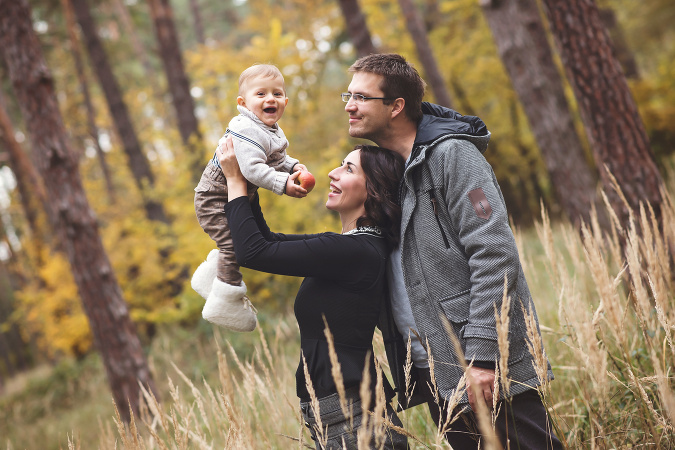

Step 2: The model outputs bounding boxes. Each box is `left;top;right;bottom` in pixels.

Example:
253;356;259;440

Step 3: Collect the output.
202;279;257;332
191;249;219;299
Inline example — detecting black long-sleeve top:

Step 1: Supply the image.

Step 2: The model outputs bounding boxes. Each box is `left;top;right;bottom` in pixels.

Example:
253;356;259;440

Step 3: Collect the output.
224;195;389;401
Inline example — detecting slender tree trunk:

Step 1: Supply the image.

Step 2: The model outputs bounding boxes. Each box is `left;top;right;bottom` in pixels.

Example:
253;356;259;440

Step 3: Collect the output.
423;0;440;32
0;90;51;239
481;0;600;227
337;0;377;57
147;0;203;182
540;0;663;227
0;0;159;423
63;0;116;205
397;0;453;108
189;0;205;45
110;0;156;80
71;0;169;224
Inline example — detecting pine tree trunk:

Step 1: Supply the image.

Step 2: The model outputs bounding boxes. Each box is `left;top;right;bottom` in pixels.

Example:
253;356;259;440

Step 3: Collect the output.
147;0;203;182
0;0;159;423
397;0;453;108
0;90;51;239
540;0;663;226
337;0;377;57
70;0;169;224
481;0;600;227
110;0;156;80
189;0;205;45
62;0;116;205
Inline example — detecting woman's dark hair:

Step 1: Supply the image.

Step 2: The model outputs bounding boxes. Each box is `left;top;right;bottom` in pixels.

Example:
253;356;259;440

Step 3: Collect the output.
355;145;405;247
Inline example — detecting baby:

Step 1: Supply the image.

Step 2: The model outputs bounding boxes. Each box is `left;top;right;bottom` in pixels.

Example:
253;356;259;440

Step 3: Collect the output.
192;64;308;332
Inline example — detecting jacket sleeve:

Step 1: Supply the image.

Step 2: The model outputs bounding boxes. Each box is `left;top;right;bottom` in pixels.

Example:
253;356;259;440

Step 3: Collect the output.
227;121;290;195
438;142;522;364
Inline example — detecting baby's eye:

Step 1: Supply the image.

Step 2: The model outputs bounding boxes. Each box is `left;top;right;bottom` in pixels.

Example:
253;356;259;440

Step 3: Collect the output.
257;91;265;96
274;92;284;97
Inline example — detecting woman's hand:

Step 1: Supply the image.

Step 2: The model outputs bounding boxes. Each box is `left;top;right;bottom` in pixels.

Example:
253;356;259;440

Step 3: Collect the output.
217;135;248;201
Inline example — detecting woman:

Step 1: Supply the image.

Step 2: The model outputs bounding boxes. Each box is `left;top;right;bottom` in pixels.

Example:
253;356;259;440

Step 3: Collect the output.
218;137;407;450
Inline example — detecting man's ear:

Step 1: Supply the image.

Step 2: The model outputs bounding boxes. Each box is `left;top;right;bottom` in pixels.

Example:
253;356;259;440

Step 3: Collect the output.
237;96;246;107
390;98;406;119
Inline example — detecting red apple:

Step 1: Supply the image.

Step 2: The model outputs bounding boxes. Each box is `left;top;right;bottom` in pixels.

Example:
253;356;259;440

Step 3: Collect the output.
295;170;316;193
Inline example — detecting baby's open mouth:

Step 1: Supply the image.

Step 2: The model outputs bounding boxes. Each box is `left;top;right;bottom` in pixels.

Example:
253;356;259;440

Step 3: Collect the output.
263;107;277;113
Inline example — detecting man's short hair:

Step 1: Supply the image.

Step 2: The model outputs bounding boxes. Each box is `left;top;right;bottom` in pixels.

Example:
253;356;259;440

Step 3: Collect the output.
239;64;285;95
349;54;426;123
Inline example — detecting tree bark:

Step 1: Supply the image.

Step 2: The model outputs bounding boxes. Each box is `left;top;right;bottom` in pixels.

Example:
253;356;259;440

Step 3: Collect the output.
0;0;159;423
189;0;205;45
397;0;453;108
63;0;116;205
70;0;169;224
147;0;203;182
540;0;663;227
110;0;156;80
0;90;51;239
337;0;377;57
481;0;600;227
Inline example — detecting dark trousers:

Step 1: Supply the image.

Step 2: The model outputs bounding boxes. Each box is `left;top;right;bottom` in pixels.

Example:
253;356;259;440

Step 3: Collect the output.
419;368;564;450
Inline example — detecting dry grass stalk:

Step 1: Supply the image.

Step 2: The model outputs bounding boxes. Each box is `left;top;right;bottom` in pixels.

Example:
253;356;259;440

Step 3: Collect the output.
403;334;416;407
441;315;500;450
371;358;388;449
357;355;372;449
535;201;561;292
522;302;548;389
580;222;627;346
301;353;326;448
322;317;349;421
495;274;511;396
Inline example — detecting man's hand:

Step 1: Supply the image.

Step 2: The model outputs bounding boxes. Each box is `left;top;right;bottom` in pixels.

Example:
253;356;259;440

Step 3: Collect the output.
466;366;496;411
285;172;308;198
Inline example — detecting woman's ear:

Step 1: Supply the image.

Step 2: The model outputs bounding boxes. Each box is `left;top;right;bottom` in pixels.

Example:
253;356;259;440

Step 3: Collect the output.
390;98;405;119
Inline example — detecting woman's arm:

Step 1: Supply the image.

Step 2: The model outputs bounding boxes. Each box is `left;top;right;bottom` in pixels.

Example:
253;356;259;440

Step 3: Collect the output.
219;136;383;283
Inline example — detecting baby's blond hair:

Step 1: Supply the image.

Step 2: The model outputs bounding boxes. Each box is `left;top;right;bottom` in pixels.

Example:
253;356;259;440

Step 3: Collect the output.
238;64;285;95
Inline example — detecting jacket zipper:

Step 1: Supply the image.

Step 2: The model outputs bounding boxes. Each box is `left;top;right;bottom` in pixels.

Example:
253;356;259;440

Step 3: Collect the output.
430;191;450;248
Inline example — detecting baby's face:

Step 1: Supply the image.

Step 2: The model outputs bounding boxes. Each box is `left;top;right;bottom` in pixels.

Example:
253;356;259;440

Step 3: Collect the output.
237;75;288;127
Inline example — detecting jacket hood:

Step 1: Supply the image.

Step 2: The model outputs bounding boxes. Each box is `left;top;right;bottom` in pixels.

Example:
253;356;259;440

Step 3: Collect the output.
414;102;490;154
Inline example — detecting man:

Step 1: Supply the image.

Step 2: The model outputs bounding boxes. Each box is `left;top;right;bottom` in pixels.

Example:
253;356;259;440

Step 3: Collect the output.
344;53;563;449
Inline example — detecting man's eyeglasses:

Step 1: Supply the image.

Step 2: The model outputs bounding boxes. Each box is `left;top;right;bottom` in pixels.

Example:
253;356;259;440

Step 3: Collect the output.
341;93;396;103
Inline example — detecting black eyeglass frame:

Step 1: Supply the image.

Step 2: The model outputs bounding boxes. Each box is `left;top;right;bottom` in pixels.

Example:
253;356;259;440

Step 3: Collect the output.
341;93;397;103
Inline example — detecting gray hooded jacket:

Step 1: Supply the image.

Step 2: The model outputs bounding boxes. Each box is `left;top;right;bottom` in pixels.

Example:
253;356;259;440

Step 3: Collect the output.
384;103;553;408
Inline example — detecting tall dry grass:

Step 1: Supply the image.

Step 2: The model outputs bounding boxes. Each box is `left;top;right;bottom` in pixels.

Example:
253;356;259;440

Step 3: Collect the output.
30;186;675;449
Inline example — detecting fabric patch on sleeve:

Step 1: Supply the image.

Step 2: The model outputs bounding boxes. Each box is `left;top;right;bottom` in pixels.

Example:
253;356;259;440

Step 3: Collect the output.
468;188;492;220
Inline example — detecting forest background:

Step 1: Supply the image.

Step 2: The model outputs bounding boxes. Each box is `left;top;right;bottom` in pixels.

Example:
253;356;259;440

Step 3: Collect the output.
0;0;674;448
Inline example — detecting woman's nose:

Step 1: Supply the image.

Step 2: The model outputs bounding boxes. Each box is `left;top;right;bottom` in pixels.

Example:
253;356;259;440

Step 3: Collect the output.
328;168;338;180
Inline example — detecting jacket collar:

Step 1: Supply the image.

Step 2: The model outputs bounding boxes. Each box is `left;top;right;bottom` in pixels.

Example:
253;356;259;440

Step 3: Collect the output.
410;103;490;163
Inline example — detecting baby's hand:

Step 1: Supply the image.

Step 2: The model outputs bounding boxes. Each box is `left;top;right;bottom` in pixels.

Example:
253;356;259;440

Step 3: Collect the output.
285;172;308;198
293;164;308;173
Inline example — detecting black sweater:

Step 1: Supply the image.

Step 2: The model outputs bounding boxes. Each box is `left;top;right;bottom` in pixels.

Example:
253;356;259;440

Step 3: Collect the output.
224;195;389;401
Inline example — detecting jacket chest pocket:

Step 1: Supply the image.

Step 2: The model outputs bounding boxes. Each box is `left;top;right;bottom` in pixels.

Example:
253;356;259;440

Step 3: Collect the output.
429;190;450;248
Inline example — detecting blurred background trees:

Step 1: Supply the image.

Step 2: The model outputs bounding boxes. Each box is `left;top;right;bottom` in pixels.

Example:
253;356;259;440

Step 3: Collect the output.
0;0;673;420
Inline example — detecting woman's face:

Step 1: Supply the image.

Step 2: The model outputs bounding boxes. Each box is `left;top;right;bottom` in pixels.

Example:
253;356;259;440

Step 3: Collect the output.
326;150;368;218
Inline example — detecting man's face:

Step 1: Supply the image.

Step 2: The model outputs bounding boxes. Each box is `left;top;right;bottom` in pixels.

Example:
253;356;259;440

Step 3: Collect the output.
344;72;393;143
